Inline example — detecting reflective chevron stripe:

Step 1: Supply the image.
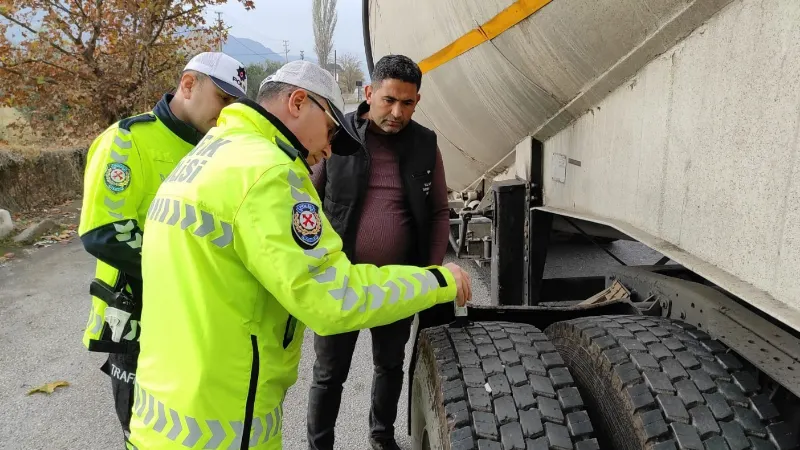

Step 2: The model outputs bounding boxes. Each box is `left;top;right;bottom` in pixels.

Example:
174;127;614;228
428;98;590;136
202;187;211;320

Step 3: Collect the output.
114;220;143;250
248;416;263;447
261;404;282;444
114;135;132;150
180;204;196;230
287;169;312;202
109;126;132;163
413;271;441;296
88;311;103;334
301;248;428;312
147;196;234;248
193;211;215;237
111;149;129;163
384;281;400;305
363;284;386;311
166;408;182;440
104;196;126;220
133;383;283;448
166;200;181;226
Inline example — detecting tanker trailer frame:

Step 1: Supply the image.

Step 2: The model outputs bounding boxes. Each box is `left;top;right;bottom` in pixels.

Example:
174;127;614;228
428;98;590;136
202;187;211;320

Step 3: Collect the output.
362;0;800;448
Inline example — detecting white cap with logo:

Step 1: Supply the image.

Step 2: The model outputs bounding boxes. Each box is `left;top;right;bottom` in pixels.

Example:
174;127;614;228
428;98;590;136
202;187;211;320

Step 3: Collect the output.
259;60;361;156
184;52;248;98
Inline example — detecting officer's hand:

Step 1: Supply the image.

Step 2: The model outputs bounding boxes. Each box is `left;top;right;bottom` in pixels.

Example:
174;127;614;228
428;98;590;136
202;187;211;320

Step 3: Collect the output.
444;263;472;306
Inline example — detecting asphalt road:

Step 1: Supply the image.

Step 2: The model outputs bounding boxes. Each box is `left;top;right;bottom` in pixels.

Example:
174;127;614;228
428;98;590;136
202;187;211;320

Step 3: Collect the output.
0;237;663;450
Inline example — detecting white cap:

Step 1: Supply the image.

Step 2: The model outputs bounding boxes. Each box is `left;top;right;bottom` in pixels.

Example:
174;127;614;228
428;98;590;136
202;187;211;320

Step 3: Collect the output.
259;60;361;155
184;52;248;98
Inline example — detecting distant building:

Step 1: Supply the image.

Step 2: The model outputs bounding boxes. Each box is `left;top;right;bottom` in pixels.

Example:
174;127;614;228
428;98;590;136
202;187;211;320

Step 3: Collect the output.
325;63;344;80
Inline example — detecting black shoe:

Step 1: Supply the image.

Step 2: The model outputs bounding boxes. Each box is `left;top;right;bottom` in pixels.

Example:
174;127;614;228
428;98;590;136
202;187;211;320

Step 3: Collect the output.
369;437;401;450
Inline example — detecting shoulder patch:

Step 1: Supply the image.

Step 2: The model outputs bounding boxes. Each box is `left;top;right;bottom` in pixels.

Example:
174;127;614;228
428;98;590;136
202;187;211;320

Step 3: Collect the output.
292;201;322;249
119;113;157;132
104;162;132;193
275;138;300;160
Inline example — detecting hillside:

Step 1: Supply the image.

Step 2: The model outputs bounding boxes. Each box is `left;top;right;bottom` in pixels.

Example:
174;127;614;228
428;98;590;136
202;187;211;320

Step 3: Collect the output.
222;36;312;66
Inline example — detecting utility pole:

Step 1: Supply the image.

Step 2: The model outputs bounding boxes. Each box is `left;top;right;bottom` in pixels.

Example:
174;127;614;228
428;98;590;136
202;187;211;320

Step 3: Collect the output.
282;40;290;64
300;50;304;61
215;12;223;52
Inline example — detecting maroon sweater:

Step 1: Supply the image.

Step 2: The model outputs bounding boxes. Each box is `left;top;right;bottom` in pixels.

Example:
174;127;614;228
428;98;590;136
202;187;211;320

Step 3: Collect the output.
310;128;450;267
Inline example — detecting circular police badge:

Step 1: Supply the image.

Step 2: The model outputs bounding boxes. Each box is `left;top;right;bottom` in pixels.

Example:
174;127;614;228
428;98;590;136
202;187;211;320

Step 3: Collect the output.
104;162;131;193
292;202;322;249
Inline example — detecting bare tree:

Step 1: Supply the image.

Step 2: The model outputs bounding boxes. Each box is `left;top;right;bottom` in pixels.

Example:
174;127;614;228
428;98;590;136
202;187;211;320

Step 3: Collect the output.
338;52;365;94
312;0;337;71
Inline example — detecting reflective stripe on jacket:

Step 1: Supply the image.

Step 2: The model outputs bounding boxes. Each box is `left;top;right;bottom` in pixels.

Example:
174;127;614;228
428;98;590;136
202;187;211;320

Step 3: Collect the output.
128;99;456;449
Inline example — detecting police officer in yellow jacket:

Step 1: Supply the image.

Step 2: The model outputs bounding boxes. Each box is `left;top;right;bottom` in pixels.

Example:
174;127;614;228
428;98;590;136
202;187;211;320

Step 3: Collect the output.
78;52;247;442
127;60;472;449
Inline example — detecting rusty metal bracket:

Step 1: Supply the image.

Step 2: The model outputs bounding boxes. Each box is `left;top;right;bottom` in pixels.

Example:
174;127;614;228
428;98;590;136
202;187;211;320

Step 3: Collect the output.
578;279;631;306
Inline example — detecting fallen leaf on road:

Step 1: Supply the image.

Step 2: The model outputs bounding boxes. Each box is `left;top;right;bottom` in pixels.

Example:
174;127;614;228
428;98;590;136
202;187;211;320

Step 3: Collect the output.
39;230;77;245
33;239;57;248
58;230;76;240
27;381;70;396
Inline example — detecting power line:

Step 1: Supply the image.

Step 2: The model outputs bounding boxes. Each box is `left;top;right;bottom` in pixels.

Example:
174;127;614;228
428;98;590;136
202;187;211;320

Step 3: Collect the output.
229;34;277;57
282;40;290;64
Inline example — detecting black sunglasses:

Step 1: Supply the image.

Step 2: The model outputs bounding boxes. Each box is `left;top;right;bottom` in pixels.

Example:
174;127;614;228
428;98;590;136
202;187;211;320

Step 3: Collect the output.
307;95;342;141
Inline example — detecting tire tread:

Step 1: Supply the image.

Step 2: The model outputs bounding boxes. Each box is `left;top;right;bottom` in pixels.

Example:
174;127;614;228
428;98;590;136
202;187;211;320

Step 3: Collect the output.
422;322;597;449
545;316;798;450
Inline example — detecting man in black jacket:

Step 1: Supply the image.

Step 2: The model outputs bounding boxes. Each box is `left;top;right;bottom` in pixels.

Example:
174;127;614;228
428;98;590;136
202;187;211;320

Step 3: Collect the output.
306;55;451;450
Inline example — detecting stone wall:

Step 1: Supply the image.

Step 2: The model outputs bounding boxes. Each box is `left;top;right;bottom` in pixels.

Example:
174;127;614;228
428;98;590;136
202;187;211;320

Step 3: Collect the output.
0;148;87;212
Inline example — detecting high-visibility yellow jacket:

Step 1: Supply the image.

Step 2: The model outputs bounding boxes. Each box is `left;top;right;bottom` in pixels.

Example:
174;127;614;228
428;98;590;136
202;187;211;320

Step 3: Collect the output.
78;93;202;352
127;99;457;450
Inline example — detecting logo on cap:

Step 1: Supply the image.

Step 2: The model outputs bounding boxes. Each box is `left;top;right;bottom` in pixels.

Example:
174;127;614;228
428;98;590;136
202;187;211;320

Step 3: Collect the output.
233;66;247;91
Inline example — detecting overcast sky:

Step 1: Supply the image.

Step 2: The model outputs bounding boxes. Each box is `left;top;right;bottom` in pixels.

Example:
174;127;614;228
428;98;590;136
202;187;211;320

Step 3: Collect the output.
207;0;367;63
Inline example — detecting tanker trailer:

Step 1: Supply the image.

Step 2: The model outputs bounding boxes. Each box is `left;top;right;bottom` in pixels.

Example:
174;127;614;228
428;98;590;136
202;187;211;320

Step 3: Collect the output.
362;0;800;448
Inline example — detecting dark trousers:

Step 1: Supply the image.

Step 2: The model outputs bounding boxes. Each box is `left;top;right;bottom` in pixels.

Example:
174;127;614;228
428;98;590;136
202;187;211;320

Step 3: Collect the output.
306;317;413;449
100;351;139;444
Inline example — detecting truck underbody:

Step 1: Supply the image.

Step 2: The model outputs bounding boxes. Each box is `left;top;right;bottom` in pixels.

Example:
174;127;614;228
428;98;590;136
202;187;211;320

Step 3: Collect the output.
363;0;800;448
406;189;800;449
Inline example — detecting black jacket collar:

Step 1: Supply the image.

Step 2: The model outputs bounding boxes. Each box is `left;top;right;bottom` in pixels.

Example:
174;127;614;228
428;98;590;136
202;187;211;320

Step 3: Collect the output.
355;100;370;122
153;93;203;146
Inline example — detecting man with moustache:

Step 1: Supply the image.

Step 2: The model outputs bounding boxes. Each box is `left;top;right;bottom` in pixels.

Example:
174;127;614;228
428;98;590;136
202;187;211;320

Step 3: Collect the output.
306;54;451;450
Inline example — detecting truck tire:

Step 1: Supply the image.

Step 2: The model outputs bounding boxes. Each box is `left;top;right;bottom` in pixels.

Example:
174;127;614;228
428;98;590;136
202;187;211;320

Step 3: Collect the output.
545;315;798;450
411;321;599;450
